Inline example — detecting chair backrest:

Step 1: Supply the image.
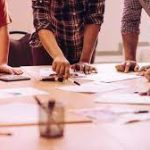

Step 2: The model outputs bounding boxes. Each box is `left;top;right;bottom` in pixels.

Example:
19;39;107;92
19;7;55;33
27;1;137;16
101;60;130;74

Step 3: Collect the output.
8;31;33;67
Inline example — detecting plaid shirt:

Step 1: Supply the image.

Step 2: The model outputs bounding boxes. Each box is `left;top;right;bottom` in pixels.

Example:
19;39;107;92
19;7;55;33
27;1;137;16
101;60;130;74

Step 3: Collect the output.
0;0;11;27
30;0;105;63
121;0;150;34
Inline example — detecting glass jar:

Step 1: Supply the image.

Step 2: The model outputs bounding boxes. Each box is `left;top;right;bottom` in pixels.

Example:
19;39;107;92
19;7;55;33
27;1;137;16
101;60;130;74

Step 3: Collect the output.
39;100;64;138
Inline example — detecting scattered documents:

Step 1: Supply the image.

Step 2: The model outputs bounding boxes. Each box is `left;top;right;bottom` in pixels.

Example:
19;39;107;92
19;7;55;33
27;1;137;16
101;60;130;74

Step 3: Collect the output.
70;107;150;124
0;102;92;126
85;72;141;83
0;87;48;99
95;91;150;104
58;82;126;93
0;103;38;124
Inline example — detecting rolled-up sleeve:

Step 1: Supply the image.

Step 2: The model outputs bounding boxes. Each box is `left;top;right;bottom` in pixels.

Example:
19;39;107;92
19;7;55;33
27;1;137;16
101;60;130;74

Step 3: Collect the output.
84;0;105;25
31;0;53;47
32;0;53;32
121;0;142;34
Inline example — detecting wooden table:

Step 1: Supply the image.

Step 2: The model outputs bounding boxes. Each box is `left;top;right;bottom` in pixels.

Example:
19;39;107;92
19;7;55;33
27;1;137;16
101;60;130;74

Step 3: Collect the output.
1;64;150;150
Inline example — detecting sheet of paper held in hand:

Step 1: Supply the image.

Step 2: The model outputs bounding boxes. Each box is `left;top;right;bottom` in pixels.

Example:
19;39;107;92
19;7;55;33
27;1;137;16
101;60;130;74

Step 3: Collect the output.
0;87;48;99
95;90;150;104
58;82;127;93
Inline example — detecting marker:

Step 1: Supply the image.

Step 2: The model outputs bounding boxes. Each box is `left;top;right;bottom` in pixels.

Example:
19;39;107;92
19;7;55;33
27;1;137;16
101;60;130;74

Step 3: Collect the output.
68;78;81;86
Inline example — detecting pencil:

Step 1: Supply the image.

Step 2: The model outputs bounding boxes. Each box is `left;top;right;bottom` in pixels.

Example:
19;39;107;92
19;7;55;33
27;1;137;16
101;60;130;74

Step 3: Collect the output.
0;120;92;128
68;78;81;86
0;132;12;136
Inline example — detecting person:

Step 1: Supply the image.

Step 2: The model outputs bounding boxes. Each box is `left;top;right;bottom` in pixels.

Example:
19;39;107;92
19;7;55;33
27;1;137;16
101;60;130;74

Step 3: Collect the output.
115;0;150;73
30;0;105;78
0;0;22;74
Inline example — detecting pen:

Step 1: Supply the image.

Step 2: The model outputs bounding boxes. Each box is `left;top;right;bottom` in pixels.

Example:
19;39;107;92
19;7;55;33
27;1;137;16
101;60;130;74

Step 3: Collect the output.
68;78;81;86
125;118;150;124
134;110;149;114
0;132;12;136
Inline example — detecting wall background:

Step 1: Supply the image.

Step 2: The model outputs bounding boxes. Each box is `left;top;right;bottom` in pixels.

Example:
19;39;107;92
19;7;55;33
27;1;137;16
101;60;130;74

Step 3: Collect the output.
7;0;150;62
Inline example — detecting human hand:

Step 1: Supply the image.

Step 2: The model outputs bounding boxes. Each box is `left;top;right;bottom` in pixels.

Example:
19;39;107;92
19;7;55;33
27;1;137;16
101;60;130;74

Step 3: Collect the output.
0;64;23;75
137;65;150;76
71;62;97;74
143;68;150;82
52;56;70;79
115;60;139;73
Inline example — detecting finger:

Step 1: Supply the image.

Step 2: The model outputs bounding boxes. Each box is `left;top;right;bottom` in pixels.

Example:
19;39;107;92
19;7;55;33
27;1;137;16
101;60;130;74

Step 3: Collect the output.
12;68;23;75
84;65;91;74
52;61;57;72
115;64;125;72
134;65;139;72
137;71;145;76
64;65;70;79
0;67;13;74
59;65;65;75
71;64;77;72
144;69;150;82
91;67;97;73
55;63;61;75
124;62;131;73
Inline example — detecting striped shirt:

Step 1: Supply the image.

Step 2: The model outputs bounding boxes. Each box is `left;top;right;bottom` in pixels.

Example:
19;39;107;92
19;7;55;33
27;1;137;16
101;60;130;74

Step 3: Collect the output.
121;0;150;33
30;0;105;63
0;0;11;27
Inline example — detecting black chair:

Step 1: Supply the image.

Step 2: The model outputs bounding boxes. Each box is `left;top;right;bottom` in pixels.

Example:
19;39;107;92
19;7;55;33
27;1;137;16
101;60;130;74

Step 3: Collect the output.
8;31;33;67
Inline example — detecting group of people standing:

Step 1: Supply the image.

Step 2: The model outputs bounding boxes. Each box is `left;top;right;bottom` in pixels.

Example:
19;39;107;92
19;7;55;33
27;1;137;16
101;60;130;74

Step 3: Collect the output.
0;0;150;79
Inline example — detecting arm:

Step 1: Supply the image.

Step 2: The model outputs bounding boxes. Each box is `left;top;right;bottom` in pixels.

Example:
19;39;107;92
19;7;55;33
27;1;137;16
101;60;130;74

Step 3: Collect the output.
0;0;22;74
116;0;142;72
80;24;100;63
0;25;22;74
80;0;104;63
32;0;70;78
72;0;104;74
0;25;9;64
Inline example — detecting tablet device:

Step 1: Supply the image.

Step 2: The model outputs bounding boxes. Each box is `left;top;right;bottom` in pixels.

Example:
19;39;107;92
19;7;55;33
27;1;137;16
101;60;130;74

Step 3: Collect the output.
0;75;31;82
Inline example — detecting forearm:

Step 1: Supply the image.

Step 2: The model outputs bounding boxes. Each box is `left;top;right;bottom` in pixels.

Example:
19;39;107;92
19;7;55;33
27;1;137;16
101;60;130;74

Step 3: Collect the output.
0;25;9;64
80;24;100;63
38;29;64;59
122;32;139;61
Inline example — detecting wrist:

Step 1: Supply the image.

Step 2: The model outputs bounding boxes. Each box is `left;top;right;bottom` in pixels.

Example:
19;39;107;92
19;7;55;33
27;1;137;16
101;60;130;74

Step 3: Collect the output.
79;57;91;63
125;58;136;61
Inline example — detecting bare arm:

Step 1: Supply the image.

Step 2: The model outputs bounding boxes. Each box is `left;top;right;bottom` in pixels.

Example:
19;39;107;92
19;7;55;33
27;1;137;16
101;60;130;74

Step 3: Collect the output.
122;32;139;61
32;0;70;78
0;25;22;74
0;25;9;64
116;0;142;73
80;24;100;63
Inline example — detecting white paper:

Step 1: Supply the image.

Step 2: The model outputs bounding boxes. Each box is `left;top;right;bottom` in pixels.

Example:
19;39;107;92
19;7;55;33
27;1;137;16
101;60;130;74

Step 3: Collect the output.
70;107;150;124
0;103;38;124
95;92;150;104
0;87;48;99
85;72;140;83
58;82;126;93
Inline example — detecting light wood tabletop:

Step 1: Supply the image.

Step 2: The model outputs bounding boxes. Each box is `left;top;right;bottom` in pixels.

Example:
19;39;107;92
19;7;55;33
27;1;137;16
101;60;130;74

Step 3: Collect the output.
1;63;150;150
